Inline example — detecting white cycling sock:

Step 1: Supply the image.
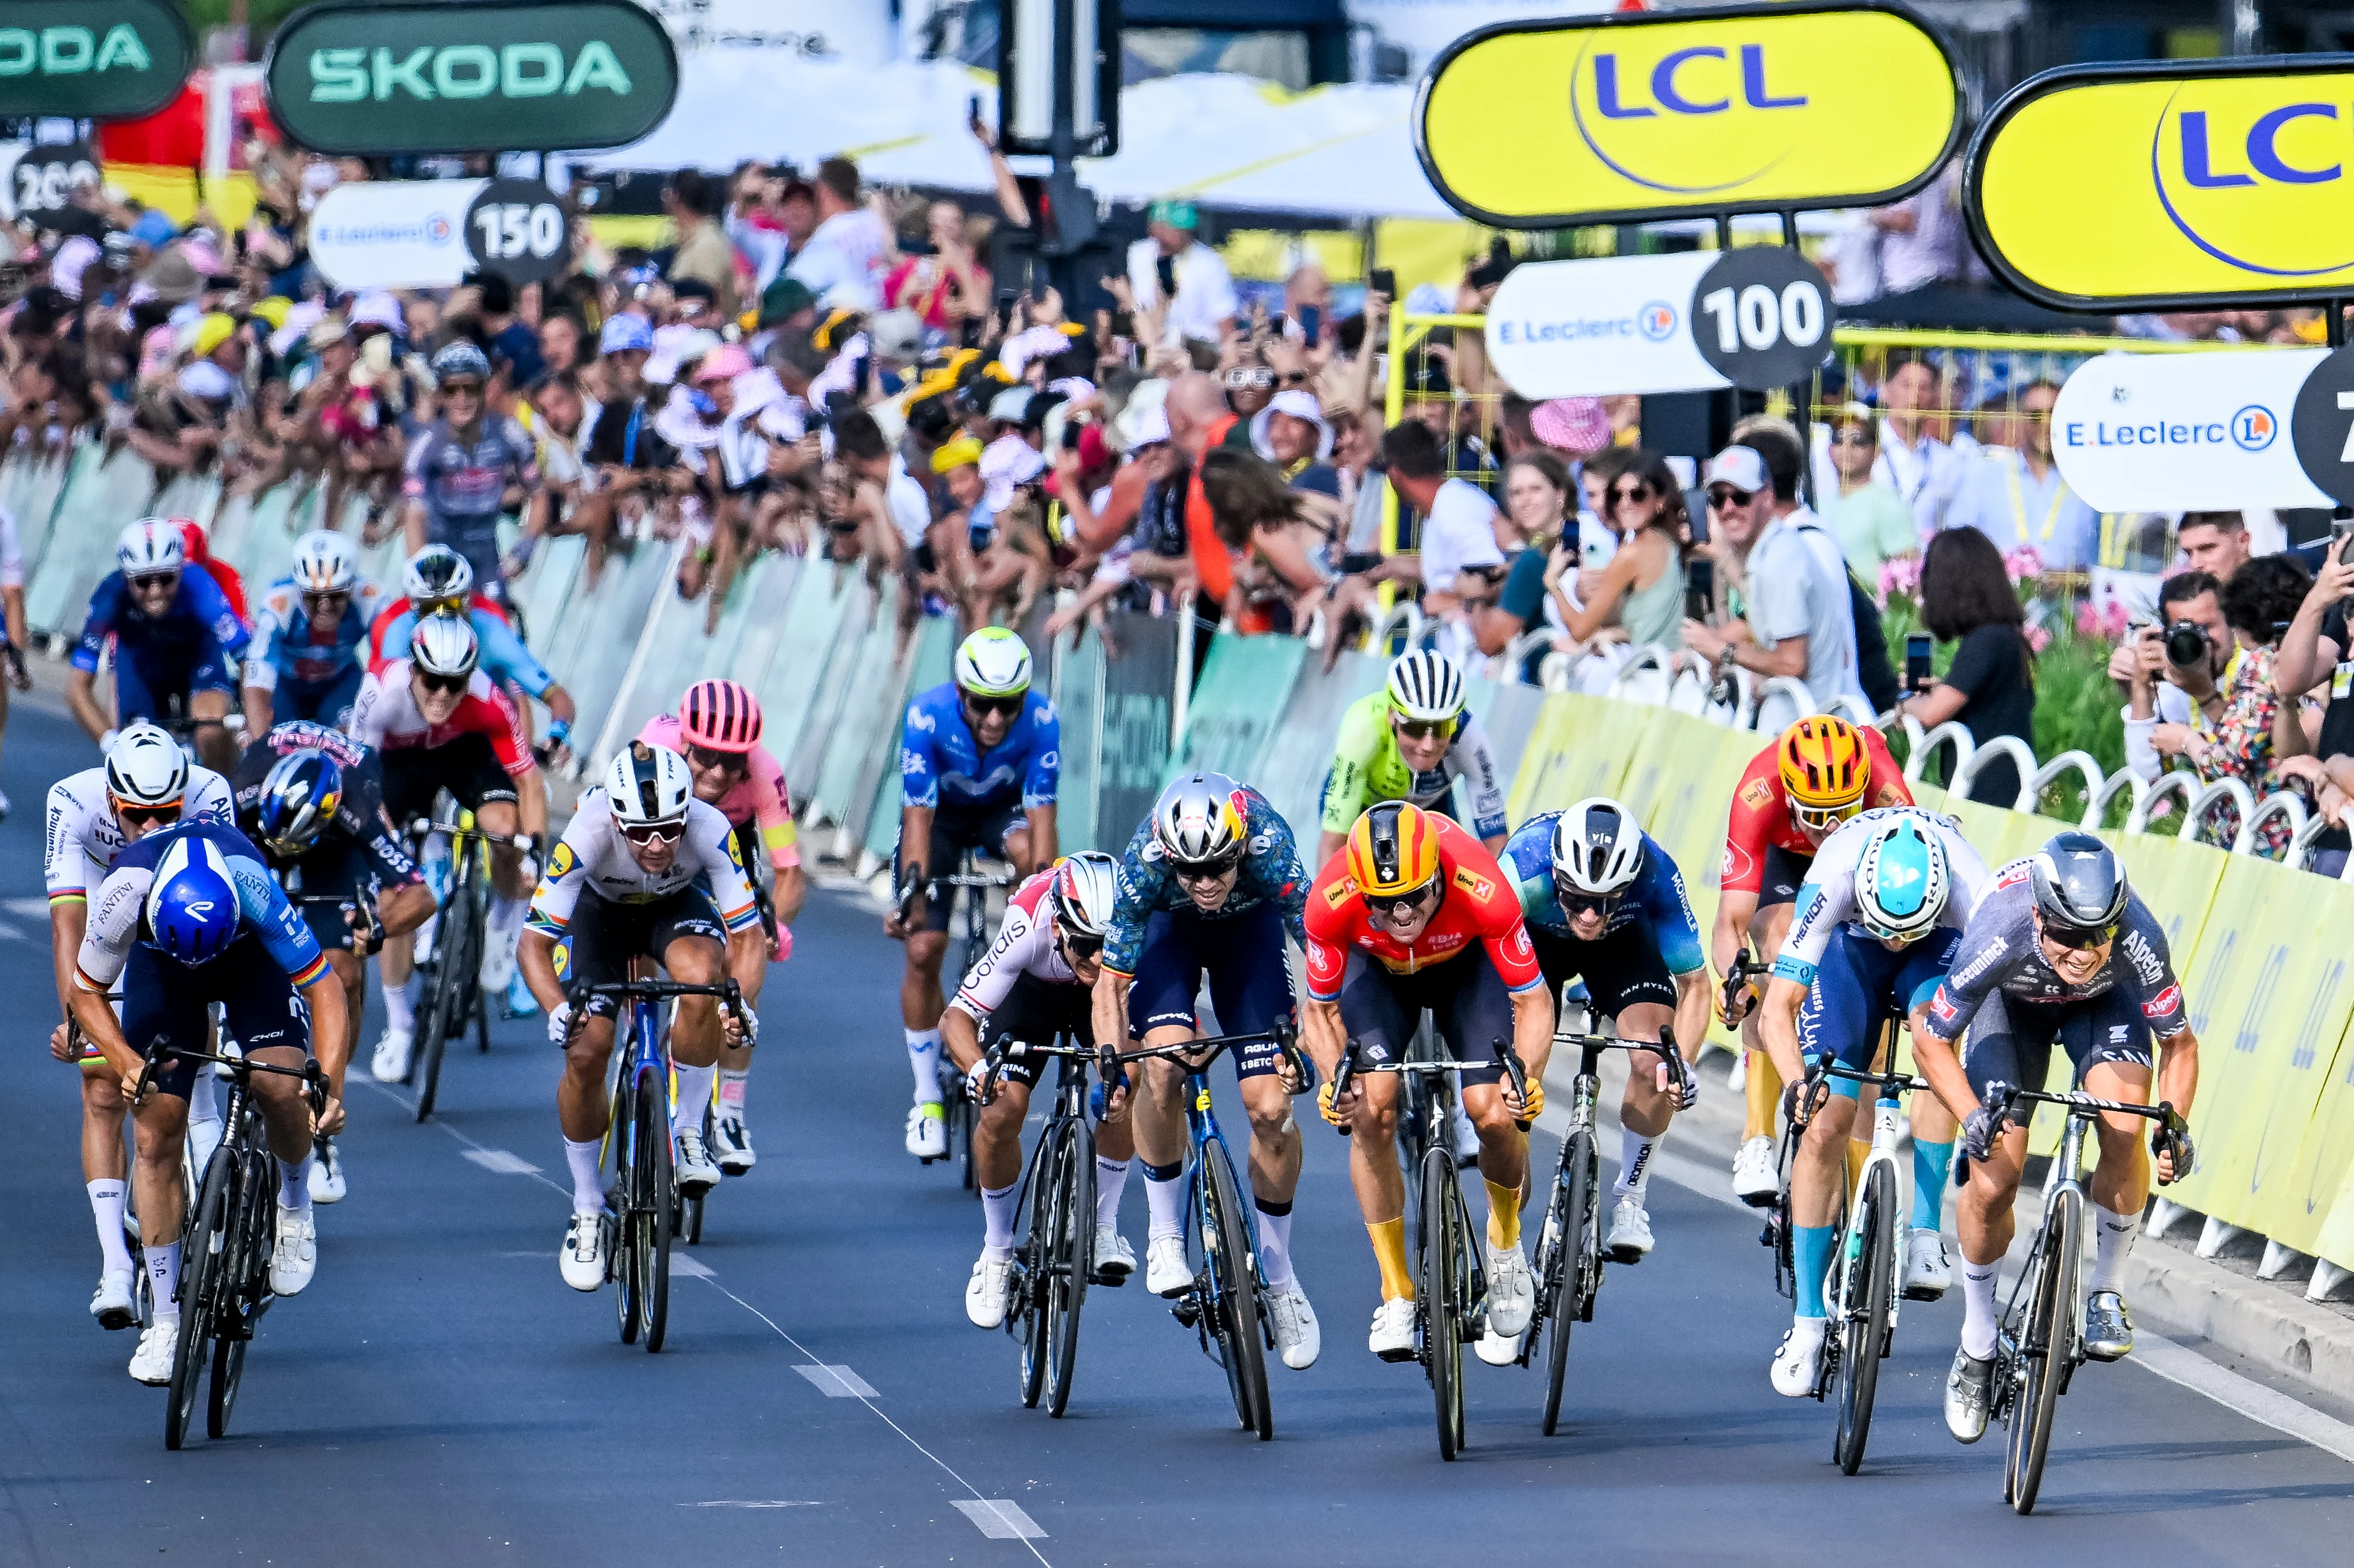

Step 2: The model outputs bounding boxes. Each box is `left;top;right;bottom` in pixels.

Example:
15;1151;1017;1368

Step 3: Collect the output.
1144;1161;1187;1241
148;1241;181;1321
564;1137;606;1214
1960;1260;2001;1360
1614;1129;1657;1200
383;975;416;1034
1255;1199;1296;1288
1095;1156;1130;1231
672;1063;716;1136
981;1182;1020;1257
486;892;526;941
88;1180;133;1275
719;1067;751;1124
2089;1203;2142;1294
905;1029;943;1107
278;1151;314;1216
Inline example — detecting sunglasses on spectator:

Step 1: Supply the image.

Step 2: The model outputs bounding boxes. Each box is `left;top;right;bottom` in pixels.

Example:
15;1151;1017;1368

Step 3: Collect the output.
1831;429;1875;448
442;379;485;397
415;672;469;696
1363;880;1438;917
1172;857;1241;885
686;745;748;774
1392;715;1452;741
2041;921;2116;952
115;801;183;828
1610;482;1652;505
963;693;1025;719
1224;368;1275;390
1706;487;1754;511
621;821;686;847
128;571;178;592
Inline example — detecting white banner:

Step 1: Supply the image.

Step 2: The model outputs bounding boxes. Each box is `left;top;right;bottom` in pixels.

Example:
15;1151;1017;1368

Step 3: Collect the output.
309;178;488;292
1482;253;1729;399
2052;349;2331;512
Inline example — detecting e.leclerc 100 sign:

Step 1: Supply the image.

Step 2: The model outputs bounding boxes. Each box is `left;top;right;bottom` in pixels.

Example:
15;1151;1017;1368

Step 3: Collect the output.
264;0;678;155
0;0;194;121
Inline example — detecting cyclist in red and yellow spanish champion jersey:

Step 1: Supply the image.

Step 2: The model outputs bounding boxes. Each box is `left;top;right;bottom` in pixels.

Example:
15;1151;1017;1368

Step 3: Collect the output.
1715;717;1911;1204
1298;802;1552;1363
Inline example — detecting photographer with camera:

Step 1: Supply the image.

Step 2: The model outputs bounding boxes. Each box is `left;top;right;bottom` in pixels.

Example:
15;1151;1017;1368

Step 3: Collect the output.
2112;570;2228;784
2272;541;2354;871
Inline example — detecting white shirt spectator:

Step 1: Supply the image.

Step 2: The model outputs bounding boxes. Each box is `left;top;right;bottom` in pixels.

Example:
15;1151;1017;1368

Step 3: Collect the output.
1417;477;1505;594
1874;423;1962;539
886;453;933;554
1948;447;2101;573
1876;165;1963;295
1746;514;1863;705
1125;238;1239;347
2122;684;2196;783
786;208;891;312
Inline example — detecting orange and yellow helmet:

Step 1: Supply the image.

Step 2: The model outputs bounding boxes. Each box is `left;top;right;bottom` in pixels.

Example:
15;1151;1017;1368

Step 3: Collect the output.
1776;716;1870;832
1347;802;1444;898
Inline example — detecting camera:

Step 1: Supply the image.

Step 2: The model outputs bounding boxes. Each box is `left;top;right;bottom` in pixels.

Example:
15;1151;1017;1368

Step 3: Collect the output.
2163;620;2211;667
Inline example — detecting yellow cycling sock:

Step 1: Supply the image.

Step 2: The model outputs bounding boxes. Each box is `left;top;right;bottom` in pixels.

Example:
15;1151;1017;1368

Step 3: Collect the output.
1744;1047;1783;1143
1848;1138;1871;1204
1367;1219;1415;1301
1484;1179;1522;1250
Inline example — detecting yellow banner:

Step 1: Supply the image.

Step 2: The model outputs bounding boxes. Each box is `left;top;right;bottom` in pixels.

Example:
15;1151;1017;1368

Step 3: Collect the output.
1971;58;2354;307
1416;2;1962;227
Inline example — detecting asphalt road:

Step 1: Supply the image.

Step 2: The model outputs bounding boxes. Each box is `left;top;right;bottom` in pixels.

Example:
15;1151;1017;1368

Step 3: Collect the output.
4;696;2352;1567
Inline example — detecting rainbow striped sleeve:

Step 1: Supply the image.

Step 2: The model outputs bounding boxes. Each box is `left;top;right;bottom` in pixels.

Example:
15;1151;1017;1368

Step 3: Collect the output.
720;897;762;934
49;887;86;907
289;952;332;990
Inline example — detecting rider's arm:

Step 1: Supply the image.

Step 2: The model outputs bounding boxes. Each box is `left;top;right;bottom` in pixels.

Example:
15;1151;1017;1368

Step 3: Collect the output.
1316;698;1379;866
66;591;115;742
1021;696;1060;867
1756;976;1810;1089
2155;1024;2200;1126
43;790;98;1022
180;567;250;661
70;865;148;1080
1451;715;1510;848
1481;909;1555;1084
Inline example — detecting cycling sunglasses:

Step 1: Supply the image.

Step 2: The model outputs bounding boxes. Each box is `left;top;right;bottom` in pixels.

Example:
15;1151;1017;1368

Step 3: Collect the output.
302;589;350;611
1172;856;1242;885
1555;888;1622;920
1391;715;1451;742
415;671;469;696
418;594;468;616
686;745;748;773
1363;880;1438;917
963;693;1025;719
1060;930;1105;960
621;821;686;847
127;571;179;592
114;800;183;828
2042;920;2116;952
1706;486;1755;511
1224;367;1275;390
1791;798;1861;835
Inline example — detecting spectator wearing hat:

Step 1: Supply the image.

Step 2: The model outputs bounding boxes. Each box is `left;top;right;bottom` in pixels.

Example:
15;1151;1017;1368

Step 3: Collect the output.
1251;388;1339;494
129;311;243;479
964;429;1050;631
1682;444;1864;721
1127;199;1238;351
665;168;740;317
787;158;890;313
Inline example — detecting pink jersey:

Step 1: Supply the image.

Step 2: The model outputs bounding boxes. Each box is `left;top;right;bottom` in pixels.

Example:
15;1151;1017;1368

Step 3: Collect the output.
636;714;799;869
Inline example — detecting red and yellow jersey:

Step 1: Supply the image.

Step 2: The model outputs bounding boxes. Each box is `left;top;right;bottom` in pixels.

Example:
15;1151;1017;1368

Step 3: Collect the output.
1719;726;1911;895
1302;815;1544;1000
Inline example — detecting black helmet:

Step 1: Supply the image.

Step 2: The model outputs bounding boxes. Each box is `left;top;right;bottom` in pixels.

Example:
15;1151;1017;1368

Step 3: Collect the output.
2029;832;2127;934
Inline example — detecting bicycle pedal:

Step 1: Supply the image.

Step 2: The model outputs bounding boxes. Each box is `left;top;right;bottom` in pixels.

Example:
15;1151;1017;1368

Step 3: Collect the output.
1169;1295;1202;1328
1901;1283;1946;1303
1375;1341;1420;1364
1090;1269;1128;1288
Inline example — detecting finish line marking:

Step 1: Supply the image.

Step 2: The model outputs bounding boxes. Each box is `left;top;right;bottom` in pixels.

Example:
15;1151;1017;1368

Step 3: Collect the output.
461;1148;540;1175
954;1500;1047;1540
794;1363;878;1398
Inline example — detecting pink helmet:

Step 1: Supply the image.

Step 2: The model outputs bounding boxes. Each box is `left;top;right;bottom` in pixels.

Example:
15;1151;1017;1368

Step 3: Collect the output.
679;679;762;752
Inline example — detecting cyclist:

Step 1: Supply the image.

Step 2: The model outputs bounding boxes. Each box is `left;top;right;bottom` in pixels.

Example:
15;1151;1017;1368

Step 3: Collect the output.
400;340;546;604
1715;716;1910;1205
1092;771;1320;1369
1916;833;2200;1445
888;628;1058;1164
351;616;543;1083
232;723;437;1203
1753;808;1990;1397
66;519;250;773
516;743;765;1293
1301;802;1550;1363
68;819;349;1383
1315;649;1508;867
944;852;1132;1327
241;530;387;734
637;678;805;1173
43;726;235;1330
1498;798;1709;1278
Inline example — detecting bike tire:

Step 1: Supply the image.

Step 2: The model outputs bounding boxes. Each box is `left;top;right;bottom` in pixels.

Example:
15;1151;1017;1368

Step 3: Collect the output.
1045;1119;1096;1418
957;1085;981;1195
2008;1188;2077;1514
1541;1131;1594;1437
414;869;475;1122
1423;1147;1465;1460
208;1148;274;1440
1204;1142;1271;1440
642;1071;674;1354
614;1081;642;1345
166;1144;233;1450
474;972;492;1053
1017;1155;1053;1409
1835;1163;1897;1475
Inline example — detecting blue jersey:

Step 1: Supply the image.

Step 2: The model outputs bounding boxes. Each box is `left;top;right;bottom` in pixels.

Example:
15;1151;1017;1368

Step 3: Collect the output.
1501;815;1705;976
374;605;555;700
1103;785;1307;976
899;683;1059;813
247;578;388;692
73;568;251;674
75;818;329;990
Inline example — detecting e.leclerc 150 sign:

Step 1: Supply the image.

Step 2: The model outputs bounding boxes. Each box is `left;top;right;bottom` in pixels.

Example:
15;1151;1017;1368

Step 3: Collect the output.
0;0;193;121
1968;55;2354;310
1415;1;1963;228
264;0;679;155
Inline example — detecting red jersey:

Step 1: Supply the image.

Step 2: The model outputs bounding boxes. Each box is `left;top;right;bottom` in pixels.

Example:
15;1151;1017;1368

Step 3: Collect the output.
1302;817;1543;1002
366;593;514;672
1719;727;1911;895
350;662;533;776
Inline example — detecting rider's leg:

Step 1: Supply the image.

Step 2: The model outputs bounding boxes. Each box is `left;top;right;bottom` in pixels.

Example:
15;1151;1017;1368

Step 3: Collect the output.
187;685;237;774
378;930;417;1036
558;1016;621;1211
81;1066;135;1278
902;930;948;1106
660;930;729;1134
1344;1073;1411;1299
1130;1037;1194;1246
974;1076;1036;1259
1614;995;1677;1204
131;1092;192;1318
1742;900;1798;1143
2084;1037;2158;1295
1953;993;2041;1359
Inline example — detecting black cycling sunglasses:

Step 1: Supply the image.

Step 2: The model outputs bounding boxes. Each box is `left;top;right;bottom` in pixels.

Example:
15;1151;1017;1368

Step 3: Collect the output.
1172;857;1241;885
127;571;178;592
2042;921;2116;951
687;745;748;773
1392;715;1451;742
1061;930;1105;960
415;672;469;696
1555;888;1622;920
963;693;1024;719
1363;880;1437;917
116;802;183;828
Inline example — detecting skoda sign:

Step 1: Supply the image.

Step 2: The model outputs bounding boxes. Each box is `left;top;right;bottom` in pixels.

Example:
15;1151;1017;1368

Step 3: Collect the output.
0;0;193;120
265;0;679;155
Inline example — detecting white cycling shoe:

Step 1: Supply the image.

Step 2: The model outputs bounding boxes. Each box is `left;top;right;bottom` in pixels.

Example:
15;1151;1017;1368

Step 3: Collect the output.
1606;1196;1655;1261
309;1138;346;1204
712;1116;757;1176
1145;1236;1192;1297
1369;1297;1417;1361
906;1104;948;1161
1474;1325;1523;1367
269;1206;317;1296
370;1026;414;1084
478;929;519;994
1093;1227;1136;1282
1732;1136;1779;1206
1485;1242;1535;1338
1266;1281;1321;1370
1903;1231;1952;1300
674;1129;721;1196
1771;1317;1828;1397
966;1251;1015;1329
128;1319;178;1385
91;1270;138;1331
561;1212;606;1292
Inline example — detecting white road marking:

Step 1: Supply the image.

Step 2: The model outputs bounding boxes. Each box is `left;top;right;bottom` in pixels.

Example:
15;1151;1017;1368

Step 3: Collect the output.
3;896;49;919
953;1500;1047;1540
794;1363;878;1398
461;1149;540;1175
670;1253;714;1279
680;1500;822;1509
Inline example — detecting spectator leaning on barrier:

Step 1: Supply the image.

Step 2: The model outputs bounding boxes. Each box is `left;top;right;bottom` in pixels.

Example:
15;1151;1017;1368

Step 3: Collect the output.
2115;569;2228;784
1682;444;1861;710
2277;542;2354;873
2168;553;2315;856
1814;403;1916;581
1376;419;1505;619
1893;527;2038;808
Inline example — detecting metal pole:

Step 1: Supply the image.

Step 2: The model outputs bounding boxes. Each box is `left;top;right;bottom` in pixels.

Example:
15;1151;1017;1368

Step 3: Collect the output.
2331;298;2346;349
1782;209;1813;509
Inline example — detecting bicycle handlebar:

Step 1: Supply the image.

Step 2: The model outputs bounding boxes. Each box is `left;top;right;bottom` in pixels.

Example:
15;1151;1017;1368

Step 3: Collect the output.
1721;946;1771;1020
1330;1035;1526;1101
1791;1058;1928;1132
1112;1025;1306;1088
132;1042;329;1108
289;892;386;954
407;818;535;852
1999;1086;2177;1124
976;1034;1121;1107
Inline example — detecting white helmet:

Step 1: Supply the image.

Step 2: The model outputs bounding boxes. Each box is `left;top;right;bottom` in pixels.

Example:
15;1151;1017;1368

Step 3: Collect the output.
402;544;474;604
1050;852;1119;940
116;517;185;577
290;530;359;594
409;614;480;680
954;627;1033;699
106;722;190;808
1386;649;1466;725
1855;815;1950;944
606;741;693;828
1550;797;1643;901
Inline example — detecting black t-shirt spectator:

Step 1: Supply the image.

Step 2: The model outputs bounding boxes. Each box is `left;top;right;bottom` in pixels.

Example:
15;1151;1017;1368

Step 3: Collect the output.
583;396;681;471
1943;623;2036;806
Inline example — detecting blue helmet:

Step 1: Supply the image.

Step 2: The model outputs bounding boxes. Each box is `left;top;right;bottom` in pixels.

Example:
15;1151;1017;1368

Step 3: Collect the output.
145;833;241;966
256;750;343;858
1854;815;1948;944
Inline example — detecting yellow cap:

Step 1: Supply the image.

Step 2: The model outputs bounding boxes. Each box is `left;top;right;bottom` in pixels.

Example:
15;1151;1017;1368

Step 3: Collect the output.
247;297;292;330
931;437;983;474
192;312;237;359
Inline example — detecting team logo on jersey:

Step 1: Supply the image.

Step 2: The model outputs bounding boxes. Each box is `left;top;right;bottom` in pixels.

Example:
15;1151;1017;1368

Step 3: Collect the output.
1929;987;1958;1024
1323;878;1357;907
1306;941;1342;984
1721;842;1754;886
547;842;576;882
724;833;746;872
1993;859;2033;889
1452;868;1493;900
1740;778;1774;810
2142;984;2181;1019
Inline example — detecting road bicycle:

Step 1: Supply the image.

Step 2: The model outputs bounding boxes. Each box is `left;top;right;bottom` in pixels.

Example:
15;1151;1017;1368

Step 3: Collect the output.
406;811;533;1123
1522;1025;1687;1437
1115;1028;1304;1442
921;851;1012;1193
133;1041;328;1451
570;974;745;1353
1990;1084;2184;1515
1332;1035;1525;1460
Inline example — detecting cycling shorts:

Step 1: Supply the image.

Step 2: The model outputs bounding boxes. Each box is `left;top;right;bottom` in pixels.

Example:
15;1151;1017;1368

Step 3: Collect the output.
114;643;234;728
122;935;309;1101
978;972;1097;1090
565;888;729;1026
1756;844;1812;911
1124;900;1294;1079
893;801;1026;934
1796;926;1960;1099
277;663;366;730
381;735;521;826
1530;923;1676;1021
1961;989;2155;1107
1334;943;1515;1087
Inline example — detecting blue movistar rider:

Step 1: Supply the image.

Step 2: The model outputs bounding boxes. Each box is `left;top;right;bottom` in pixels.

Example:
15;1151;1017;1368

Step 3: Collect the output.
242;530;387;731
889;628;1060;1163
1755;807;1990;1397
68;518;250;773
66;819;351;1387
371;547;575;760
1500;798;1709;1278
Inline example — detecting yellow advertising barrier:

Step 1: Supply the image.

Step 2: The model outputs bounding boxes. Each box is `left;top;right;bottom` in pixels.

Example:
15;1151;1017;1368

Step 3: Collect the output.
2271;1011;2354;1260
1507;693;1650;821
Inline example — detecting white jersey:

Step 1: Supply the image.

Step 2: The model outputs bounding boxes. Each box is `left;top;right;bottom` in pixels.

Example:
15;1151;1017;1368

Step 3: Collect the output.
526;792;760;935
43;764;236;904
949;870;1078;1021
0;502;21;591
1773;806;1993;986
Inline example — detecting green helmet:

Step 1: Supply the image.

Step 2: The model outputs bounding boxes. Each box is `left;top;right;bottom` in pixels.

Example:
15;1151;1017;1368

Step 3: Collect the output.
954;628;1033;699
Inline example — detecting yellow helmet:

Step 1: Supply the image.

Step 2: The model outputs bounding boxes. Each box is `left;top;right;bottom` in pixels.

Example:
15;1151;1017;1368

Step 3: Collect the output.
1776;716;1870;832
1347;802;1445;898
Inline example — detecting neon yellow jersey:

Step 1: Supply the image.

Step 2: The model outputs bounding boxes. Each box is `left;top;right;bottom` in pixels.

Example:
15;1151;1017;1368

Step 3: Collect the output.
1318;690;1507;840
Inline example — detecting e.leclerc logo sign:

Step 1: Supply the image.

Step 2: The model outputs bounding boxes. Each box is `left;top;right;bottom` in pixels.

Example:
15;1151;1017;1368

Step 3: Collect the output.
1968;55;2354;309
0;0;193;121
2049;349;2332;512
264;0;679;155
1415;1;1963;228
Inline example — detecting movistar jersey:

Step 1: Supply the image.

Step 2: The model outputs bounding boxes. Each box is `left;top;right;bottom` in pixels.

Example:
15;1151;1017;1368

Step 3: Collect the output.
899;683;1058;813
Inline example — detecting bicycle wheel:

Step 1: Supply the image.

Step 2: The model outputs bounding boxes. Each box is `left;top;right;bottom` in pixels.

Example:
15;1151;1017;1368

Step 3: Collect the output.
613;1082;642;1345
414;867;476;1121
474;970;493;1053
1541;1131;1594;1437
1834;1163;1897;1475
1423;1146;1465;1460
166;1144;233;1450
1017;1156;1053;1409
641;1071;674;1354
2005;1189;2077;1515
1203;1142;1271;1440
207;1148;273;1440
1044;1119;1096;1418
956;1083;980;1195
